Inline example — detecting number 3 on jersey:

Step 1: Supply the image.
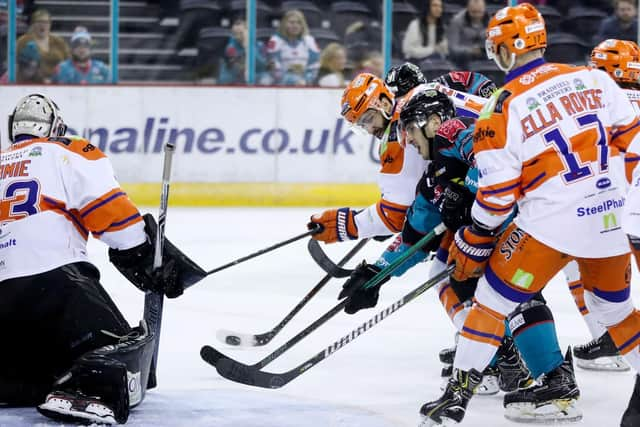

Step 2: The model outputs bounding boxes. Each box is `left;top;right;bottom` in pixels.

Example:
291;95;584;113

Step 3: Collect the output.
0;179;41;221
543;113;608;185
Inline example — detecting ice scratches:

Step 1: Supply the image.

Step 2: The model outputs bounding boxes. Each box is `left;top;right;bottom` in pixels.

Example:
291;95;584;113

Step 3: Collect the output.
0;389;396;427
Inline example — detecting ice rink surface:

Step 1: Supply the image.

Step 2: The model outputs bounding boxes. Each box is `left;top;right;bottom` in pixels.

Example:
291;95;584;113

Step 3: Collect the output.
3;207;637;426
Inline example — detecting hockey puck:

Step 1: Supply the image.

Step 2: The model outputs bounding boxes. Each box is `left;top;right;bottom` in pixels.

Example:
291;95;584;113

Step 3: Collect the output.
226;335;241;346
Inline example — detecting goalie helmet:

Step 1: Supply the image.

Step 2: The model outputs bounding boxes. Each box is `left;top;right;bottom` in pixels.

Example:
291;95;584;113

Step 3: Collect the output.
485;3;547;72
8;94;67;143
590;39;640;88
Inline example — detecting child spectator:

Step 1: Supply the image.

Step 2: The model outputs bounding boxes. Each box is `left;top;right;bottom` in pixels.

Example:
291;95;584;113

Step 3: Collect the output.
219;18;267;84
0;40;44;83
263;9;320;86
53;27;109;84
316;42;347;87
16;9;69;82
402;0;448;61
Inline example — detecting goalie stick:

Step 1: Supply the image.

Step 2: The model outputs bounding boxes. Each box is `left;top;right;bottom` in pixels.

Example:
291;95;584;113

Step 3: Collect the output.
201;224;446;371
307;239;355;278
144;141;175;389
201;264;454;389
216;238;370;347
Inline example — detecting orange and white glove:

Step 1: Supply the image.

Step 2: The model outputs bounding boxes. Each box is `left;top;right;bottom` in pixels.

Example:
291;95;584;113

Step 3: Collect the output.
308;208;358;244
447;225;496;281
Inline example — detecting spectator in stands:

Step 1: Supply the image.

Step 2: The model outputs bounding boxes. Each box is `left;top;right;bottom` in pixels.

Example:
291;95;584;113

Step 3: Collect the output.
53;27;109;84
219;18;267;84
344;20;382;67
263;9;320;86
316;42;347;87
594;0;638;45
17;9;69;82
446;0;489;68
402;0;448;62
0;40;44;83
354;51;384;78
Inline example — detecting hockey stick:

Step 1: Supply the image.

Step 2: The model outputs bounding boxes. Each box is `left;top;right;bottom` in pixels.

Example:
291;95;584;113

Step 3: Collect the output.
216;238;370;347
307;239;355;278
205;225;322;276
144;141;175;389
201;224;446;370
202;264;454;389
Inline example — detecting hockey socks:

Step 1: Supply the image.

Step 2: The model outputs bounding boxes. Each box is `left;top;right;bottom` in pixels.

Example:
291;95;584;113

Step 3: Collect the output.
508;299;563;378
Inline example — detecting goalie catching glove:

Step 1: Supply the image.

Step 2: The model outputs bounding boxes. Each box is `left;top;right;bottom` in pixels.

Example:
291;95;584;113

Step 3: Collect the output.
308;208;358;243
448;224;496;281
338;261;390;314
109;214;207;298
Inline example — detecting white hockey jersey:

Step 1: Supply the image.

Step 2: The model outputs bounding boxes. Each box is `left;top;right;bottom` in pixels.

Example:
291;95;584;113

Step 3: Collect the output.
0;136;146;282
353;83;486;238
472;60;640;257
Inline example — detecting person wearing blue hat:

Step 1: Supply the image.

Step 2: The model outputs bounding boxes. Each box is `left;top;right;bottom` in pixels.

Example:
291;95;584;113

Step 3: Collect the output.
53;26;109;84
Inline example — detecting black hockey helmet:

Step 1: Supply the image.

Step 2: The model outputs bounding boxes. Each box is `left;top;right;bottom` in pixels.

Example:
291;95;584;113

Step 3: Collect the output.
384;62;427;98
399;89;455;133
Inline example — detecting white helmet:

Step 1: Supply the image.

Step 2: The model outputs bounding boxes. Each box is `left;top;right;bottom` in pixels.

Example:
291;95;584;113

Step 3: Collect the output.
8;94;67;143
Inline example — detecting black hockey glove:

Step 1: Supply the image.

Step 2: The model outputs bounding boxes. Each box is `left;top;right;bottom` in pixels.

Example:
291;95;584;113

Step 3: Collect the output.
109;214;207;298
109;240;182;298
338;261;390;314
440;181;475;231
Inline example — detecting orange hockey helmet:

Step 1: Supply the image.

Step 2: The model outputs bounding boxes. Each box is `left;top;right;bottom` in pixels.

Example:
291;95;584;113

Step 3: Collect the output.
591;39;640;87
485;3;547;72
340;73;394;125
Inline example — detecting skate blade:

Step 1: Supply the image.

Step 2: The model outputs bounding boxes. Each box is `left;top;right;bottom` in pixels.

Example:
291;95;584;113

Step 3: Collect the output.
575;355;630;372
504;399;582;424
38;399;116;425
419;414;460;426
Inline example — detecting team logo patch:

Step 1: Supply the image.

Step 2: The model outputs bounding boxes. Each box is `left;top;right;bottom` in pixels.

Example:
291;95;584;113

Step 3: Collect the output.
511;269;534;289
573;78;586;90
526;97;540;111
519;74;535;85
28;146;42;157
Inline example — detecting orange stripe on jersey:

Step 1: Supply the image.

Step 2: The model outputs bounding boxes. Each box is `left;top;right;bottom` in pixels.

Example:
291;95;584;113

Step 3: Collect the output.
40;195;89;240
473;115;509;153
611;117;640;152
379;141;405;175
376;198;409;233
478;176;521;198
80;189;141;235
11;137;106;161
460;301;506;347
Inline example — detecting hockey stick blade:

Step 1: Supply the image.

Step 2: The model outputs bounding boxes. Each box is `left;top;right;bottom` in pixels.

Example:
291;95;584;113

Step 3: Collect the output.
216;239;369;348
307;239;354;278
203;265;454;389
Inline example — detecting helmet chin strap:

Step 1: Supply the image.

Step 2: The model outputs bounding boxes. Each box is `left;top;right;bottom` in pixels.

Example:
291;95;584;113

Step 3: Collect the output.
494;51;516;73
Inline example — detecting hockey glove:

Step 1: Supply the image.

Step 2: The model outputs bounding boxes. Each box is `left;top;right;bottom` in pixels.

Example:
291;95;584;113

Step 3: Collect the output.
109;240;182;298
447;225;496;281
440;181;475;232
308;208;358;243
338;261;390;314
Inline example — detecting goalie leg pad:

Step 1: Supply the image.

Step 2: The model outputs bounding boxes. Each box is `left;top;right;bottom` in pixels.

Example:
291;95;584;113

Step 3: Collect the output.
38;321;155;424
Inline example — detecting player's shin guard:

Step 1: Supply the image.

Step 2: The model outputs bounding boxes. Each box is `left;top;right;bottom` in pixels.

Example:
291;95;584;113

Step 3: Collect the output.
563;261;606;340
38;321;155;425
607;309;640;372
508;298;563;379
455;302;506;372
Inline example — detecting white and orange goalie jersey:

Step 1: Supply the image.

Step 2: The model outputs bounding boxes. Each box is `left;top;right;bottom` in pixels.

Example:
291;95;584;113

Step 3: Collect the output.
472;59;640;257
0;136;146;281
